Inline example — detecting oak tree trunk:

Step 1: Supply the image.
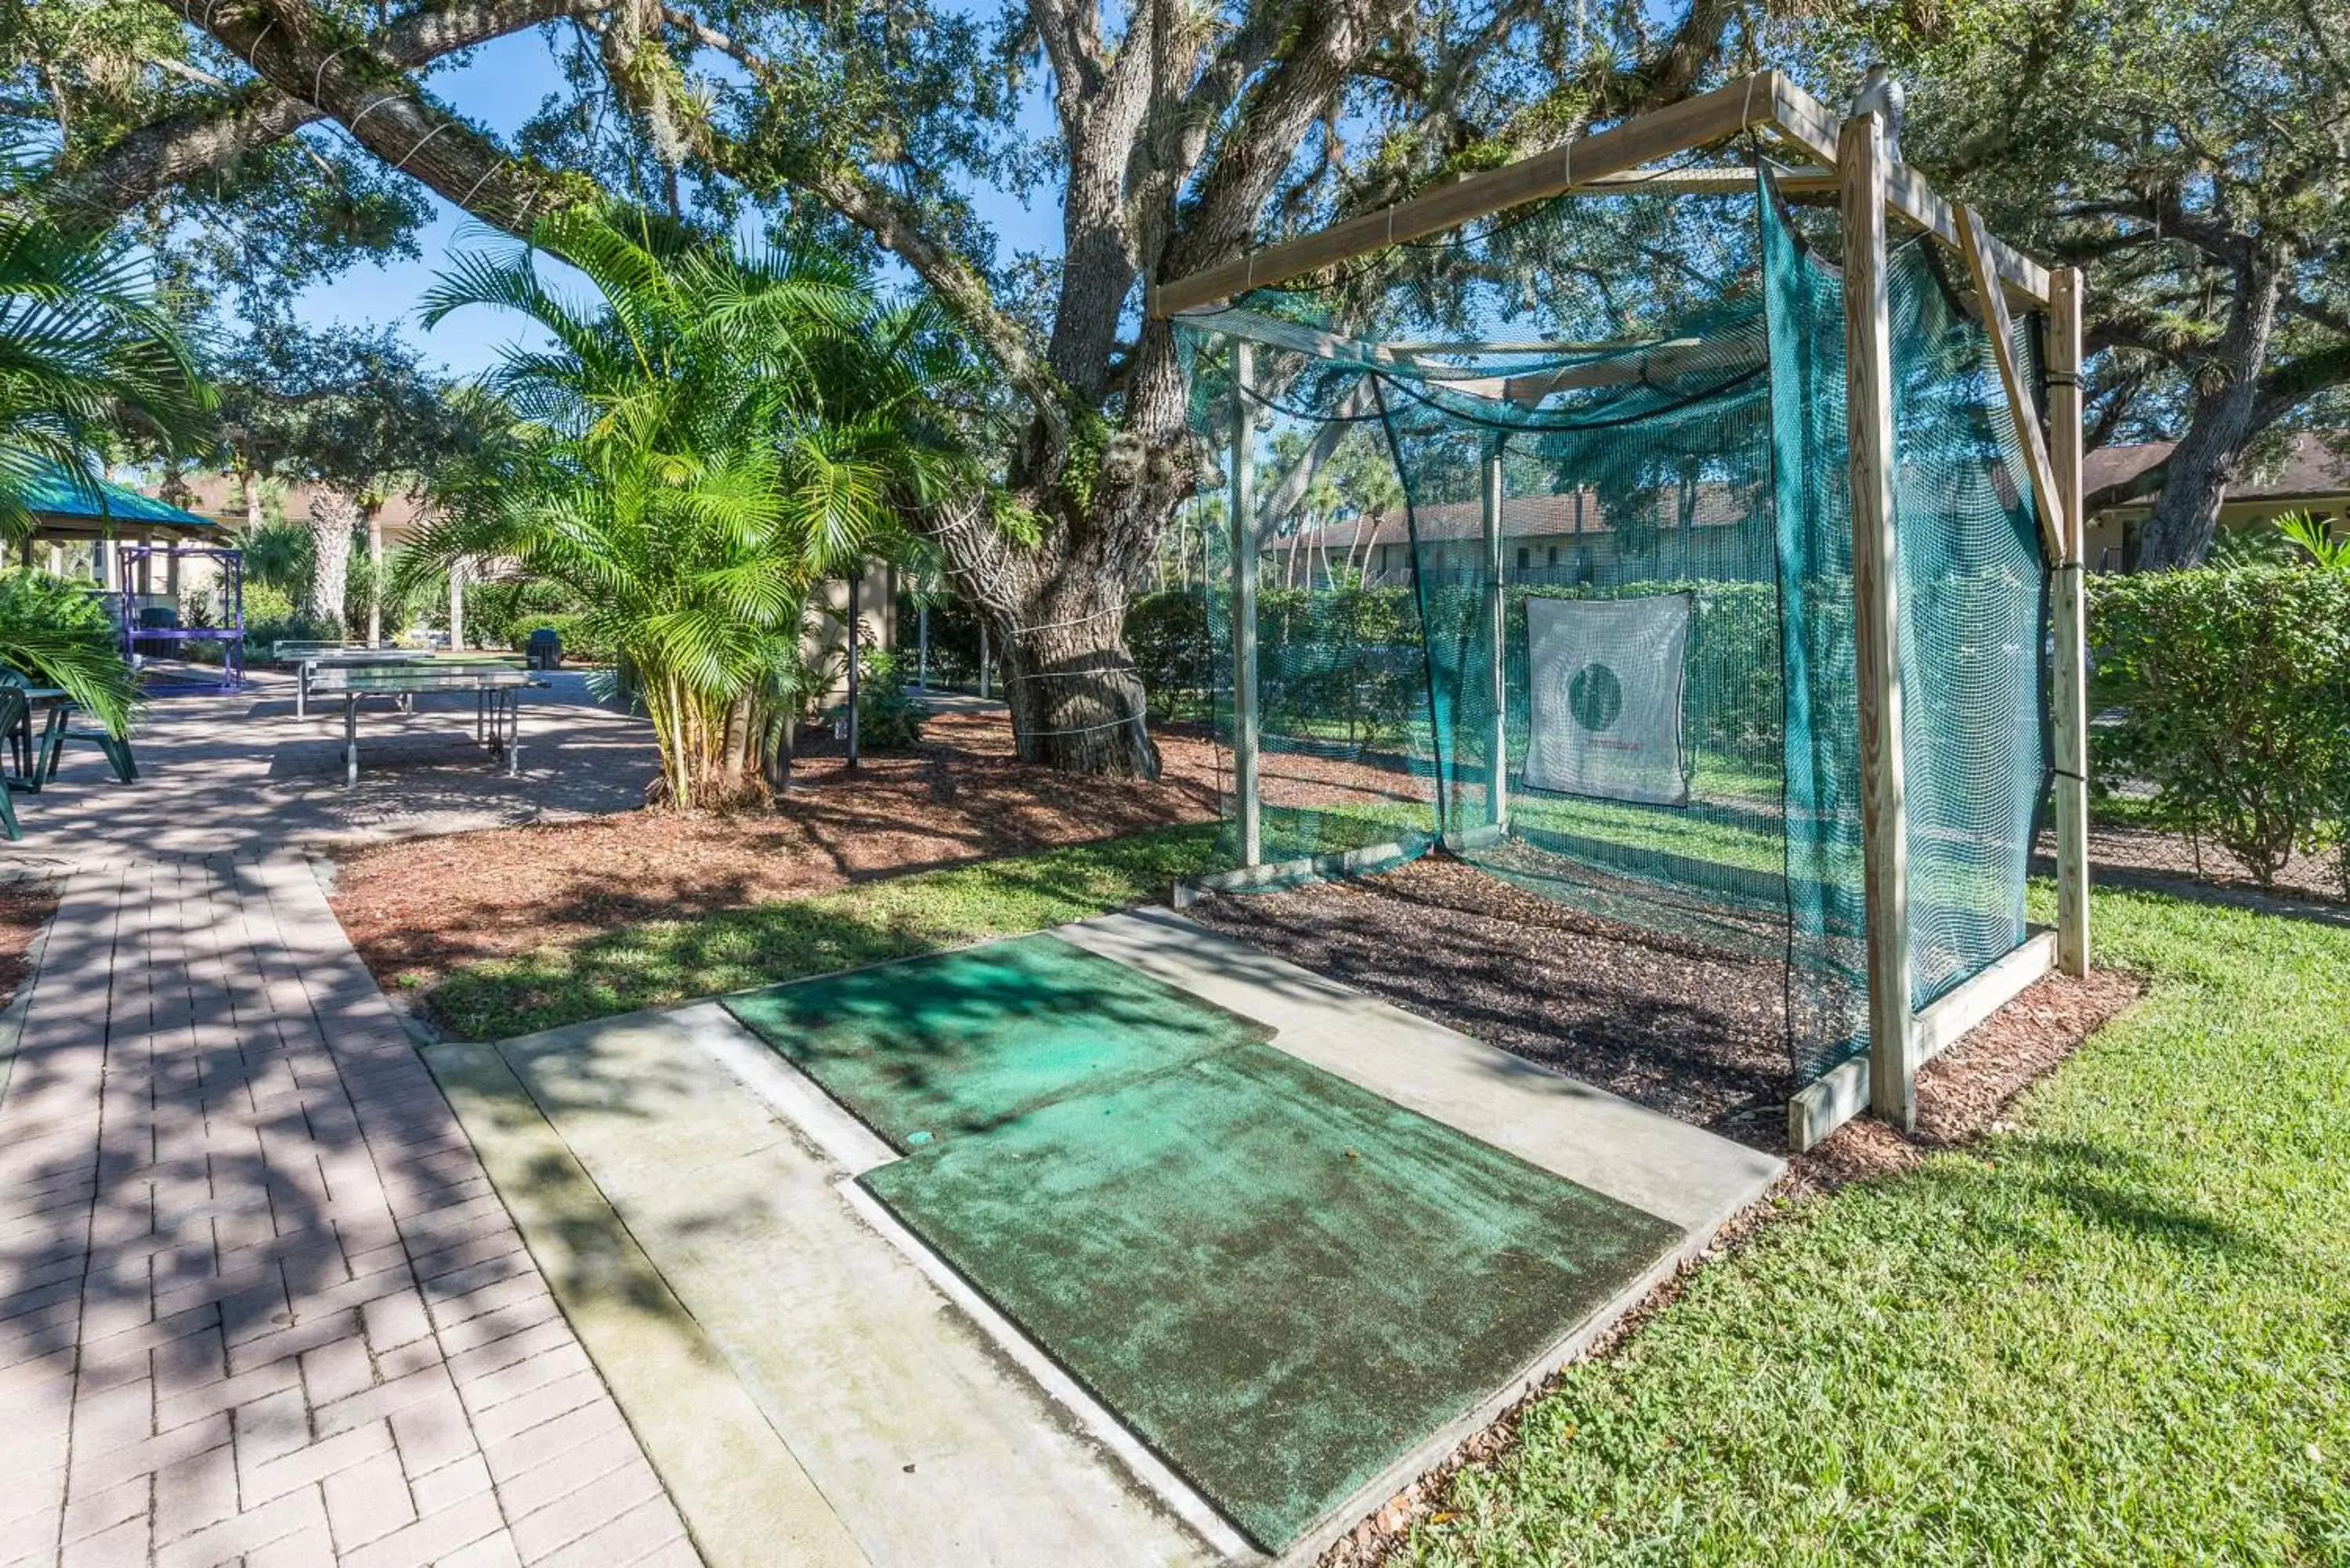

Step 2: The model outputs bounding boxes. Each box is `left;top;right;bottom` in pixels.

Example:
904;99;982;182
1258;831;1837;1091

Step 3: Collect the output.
2135;253;2285;569
993;588;1160;776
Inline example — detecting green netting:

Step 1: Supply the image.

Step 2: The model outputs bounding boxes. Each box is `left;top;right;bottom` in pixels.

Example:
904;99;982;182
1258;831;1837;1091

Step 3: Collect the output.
1174;162;2050;1089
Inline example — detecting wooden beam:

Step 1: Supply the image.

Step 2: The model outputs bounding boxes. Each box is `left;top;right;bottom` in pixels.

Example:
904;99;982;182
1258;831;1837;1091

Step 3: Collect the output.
1152;71;1792;316
1230;340;1261;867
1155;67;2054;323
1180;304;1759;403
1766;76;2052;306
2048;266;2092;977
1956;206;2067;564
1171;834;1434;908
1560;165;1839;197
1174;307;1513;399
1841;111;1918;1134
1501;335;1763;403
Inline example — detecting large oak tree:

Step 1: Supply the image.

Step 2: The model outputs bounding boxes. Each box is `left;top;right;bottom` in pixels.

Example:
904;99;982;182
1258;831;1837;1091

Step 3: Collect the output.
1809;0;2350;568
16;0;1750;773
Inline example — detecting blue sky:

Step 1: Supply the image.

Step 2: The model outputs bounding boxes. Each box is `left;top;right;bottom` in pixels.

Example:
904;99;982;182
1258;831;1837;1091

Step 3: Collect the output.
295;27;1064;378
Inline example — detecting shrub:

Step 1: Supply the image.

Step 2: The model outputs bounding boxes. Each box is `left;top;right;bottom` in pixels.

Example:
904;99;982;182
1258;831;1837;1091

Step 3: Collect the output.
1126;589;1211;721
0;569;139;735
465;578;587;650
2088;565;2350;887
854;647;925;750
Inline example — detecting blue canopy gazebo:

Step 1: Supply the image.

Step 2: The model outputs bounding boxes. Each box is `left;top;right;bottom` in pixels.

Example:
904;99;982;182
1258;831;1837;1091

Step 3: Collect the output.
19;463;245;692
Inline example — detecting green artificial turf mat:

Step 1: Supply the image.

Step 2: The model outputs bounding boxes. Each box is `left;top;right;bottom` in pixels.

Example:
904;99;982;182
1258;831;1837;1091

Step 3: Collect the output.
860;1043;1682;1552
719;932;1274;1152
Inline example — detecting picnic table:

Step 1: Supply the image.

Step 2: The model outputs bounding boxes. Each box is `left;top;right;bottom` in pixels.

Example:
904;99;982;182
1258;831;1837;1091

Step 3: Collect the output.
305;657;540;786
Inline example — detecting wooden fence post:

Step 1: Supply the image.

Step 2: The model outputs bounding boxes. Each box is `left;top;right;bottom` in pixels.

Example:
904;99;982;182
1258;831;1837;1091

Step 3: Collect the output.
1842;111;1918;1131
2049;266;2092;975
1482;443;1509;829
1231;340;1262;866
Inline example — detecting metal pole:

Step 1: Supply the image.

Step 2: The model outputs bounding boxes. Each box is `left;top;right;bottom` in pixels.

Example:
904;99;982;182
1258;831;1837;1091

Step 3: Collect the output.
978;623;990;700
1482;440;1509;829
1231;340;1261;867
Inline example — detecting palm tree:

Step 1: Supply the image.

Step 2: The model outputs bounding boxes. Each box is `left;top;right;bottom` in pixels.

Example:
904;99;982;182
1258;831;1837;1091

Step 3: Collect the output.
413;208;980;809
0;153;210;535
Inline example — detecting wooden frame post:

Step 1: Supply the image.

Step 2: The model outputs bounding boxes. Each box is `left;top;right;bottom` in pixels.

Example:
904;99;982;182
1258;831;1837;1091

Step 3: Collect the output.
1841;111;1918;1131
1482;441;1509;828
1230;340;1263;867
2049;267;2092;976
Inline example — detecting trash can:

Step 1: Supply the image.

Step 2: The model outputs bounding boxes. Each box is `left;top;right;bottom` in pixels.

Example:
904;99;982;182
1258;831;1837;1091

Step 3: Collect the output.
526;627;563;670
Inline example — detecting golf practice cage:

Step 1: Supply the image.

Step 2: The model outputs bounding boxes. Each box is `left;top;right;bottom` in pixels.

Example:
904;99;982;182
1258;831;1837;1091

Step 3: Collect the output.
1157;73;2093;1148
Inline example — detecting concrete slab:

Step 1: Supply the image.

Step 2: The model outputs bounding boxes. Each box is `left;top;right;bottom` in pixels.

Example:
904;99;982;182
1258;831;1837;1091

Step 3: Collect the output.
465;1006;1230;1568
1056;906;1784;1235
425;1040;870;1568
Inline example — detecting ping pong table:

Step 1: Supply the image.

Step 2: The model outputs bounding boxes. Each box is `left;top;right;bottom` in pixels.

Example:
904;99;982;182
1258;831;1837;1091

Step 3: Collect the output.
274;643;439;720
306;657;540;786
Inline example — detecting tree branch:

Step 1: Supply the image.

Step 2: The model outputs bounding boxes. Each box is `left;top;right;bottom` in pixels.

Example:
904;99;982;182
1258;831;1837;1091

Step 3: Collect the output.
49;0;610;222
142;0;580;236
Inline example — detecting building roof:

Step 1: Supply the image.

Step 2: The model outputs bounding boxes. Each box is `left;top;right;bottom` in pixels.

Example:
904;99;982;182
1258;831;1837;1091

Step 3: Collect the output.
22;461;213;530
164;472;435;537
2084;432;2350;508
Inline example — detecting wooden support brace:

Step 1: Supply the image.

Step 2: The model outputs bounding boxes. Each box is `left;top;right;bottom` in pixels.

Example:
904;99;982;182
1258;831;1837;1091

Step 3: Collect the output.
2048;267;2092;976
1841;112;1918;1133
1788;931;2055;1151
1230;340;1262;868
1152;72;1794;316
1482;444;1509;827
1956;206;2068;565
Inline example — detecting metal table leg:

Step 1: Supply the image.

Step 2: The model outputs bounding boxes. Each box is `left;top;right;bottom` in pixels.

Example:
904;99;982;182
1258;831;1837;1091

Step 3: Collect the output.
344;695;360;787
296;663;309;721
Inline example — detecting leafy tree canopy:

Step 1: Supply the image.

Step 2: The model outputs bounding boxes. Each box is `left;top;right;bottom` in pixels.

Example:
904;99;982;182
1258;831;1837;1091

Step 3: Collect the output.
1802;0;2350;564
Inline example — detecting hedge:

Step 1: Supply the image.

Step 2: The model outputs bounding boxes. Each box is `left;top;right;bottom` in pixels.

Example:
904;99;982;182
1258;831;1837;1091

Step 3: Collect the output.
2087;565;2350;891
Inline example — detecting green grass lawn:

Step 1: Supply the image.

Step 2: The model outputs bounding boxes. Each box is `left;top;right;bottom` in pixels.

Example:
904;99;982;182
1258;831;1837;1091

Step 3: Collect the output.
1417;883;2350;1566
421;823;1224;1040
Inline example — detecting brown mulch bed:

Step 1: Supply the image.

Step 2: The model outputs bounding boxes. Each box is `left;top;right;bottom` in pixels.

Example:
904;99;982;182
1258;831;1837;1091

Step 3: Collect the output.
2040;820;2346;906
1190;853;1793;1138
331;712;1227;985
1192;850;2143;1161
0;880;59;1013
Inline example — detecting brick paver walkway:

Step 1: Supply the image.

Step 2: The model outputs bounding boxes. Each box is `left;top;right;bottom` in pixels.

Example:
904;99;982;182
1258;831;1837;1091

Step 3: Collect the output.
0;858;695;1568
